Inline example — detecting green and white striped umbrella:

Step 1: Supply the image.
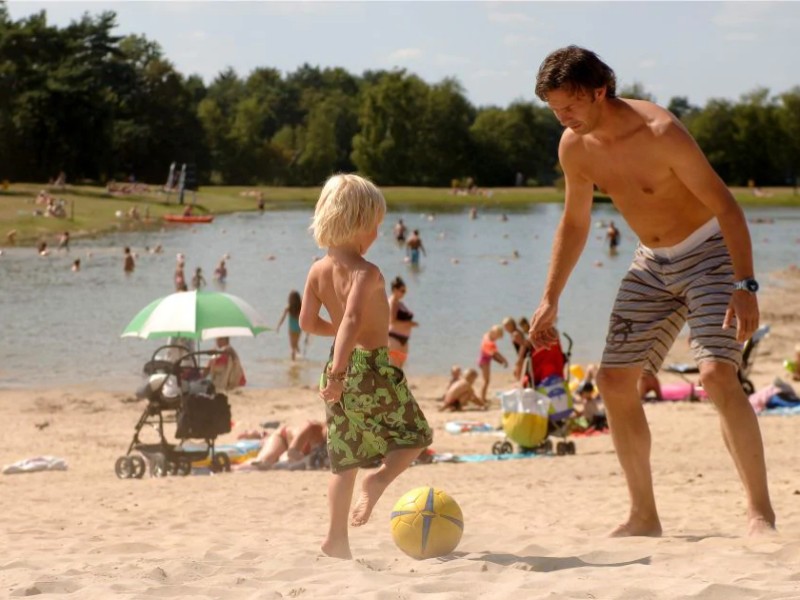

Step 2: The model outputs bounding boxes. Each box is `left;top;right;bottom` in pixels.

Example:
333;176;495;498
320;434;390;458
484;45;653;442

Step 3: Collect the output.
122;290;269;341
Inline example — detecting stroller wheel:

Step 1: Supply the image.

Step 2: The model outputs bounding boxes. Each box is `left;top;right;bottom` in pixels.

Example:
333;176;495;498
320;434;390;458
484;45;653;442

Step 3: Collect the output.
543;439;554;454
500;441;514;455
151;454;168;477
556;442;567;456
566;441;576;455
491;441;504;455
114;456;133;479
176;457;192;476
130;455;146;479
166;460;180;476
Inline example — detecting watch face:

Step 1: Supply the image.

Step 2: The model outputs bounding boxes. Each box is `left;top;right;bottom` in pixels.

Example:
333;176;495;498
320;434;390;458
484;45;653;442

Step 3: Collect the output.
746;279;759;293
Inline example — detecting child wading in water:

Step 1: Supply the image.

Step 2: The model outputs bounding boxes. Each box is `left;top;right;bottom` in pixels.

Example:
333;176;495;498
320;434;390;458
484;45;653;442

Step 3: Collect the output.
276;290;303;360
300;174;432;559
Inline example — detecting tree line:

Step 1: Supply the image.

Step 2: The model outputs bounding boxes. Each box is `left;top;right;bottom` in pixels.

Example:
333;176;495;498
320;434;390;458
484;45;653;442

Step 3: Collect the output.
1;6;798;188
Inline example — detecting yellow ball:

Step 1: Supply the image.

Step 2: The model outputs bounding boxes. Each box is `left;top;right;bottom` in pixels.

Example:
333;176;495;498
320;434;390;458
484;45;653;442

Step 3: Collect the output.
390;486;464;559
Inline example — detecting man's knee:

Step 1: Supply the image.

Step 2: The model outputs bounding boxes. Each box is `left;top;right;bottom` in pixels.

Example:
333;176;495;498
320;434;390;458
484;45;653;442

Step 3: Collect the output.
596;366;641;396
699;361;743;405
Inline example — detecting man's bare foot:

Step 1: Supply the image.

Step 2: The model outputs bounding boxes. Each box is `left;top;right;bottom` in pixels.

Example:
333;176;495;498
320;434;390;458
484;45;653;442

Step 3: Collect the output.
610;517;662;538
321;538;352;559
351;473;388;527
747;515;777;536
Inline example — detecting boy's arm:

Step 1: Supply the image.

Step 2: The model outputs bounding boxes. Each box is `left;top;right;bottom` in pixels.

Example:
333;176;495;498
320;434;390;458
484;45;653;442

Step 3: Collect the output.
299;272;336;337
493;351;508;367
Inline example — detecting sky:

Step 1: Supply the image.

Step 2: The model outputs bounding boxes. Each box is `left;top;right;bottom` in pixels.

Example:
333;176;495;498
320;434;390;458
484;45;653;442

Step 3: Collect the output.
7;1;800;109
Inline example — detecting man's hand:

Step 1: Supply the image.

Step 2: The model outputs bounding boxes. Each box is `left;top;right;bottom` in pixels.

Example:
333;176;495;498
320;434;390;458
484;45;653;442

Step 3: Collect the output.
529;301;560;349
319;379;344;404
723;291;759;343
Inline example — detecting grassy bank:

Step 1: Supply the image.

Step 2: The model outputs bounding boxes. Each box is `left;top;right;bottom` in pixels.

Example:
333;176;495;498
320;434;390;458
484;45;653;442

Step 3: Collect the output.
1;182;797;247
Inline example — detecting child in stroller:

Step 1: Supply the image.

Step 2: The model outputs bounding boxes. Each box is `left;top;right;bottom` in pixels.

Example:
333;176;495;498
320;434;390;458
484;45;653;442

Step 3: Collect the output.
493;330;578;456
114;344;233;479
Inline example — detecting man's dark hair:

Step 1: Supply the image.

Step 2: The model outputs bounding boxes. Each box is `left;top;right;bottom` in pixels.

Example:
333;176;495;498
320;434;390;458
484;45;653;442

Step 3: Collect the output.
535;45;617;101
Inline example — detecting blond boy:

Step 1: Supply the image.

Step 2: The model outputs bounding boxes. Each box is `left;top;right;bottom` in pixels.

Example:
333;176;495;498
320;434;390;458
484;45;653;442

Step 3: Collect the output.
300;174;432;559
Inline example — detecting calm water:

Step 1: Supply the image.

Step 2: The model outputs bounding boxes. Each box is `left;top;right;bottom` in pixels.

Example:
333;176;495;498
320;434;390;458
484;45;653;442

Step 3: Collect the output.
1;204;798;391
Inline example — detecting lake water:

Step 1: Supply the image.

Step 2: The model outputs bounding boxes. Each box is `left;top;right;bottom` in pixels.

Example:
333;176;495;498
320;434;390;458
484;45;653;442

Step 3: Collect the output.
1;204;798;391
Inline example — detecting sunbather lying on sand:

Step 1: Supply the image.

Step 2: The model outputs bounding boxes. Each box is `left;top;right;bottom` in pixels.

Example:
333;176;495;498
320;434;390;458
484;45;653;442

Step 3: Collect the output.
249;421;327;470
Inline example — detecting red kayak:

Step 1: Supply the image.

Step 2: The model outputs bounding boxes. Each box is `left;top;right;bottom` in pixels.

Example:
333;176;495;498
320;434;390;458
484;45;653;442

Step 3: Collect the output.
164;214;214;224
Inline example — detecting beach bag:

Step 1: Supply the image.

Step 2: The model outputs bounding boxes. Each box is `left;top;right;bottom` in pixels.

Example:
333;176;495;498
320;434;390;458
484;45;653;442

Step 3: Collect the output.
176;393;232;439
500;388;550;448
535;375;573;420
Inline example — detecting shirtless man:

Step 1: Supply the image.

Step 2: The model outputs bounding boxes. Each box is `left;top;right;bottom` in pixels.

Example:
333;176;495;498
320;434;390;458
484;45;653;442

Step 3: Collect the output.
528;46;774;537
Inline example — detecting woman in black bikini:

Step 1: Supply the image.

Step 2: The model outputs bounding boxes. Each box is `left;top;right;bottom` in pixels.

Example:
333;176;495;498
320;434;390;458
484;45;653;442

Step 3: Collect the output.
387;276;418;368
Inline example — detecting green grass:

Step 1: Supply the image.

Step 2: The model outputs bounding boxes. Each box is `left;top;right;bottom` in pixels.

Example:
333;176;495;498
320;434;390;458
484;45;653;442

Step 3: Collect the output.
1;182;797;247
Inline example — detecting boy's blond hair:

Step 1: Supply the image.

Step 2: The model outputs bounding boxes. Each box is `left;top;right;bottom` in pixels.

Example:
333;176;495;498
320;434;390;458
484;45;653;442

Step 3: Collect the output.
310;174;386;248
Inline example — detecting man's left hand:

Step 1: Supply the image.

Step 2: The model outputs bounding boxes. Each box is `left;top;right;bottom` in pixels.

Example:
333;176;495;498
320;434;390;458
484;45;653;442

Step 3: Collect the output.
723;291;759;343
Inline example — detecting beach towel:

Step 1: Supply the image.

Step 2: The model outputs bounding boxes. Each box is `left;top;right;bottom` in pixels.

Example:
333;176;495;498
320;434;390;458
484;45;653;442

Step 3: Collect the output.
444;421;497;435
3;456;68;475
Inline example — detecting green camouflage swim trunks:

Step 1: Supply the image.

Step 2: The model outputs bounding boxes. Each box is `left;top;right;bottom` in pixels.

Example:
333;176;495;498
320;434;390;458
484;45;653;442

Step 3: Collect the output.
321;346;432;473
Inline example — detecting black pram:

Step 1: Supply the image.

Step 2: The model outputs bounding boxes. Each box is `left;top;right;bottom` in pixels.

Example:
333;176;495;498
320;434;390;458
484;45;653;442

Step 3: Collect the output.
114;345;232;479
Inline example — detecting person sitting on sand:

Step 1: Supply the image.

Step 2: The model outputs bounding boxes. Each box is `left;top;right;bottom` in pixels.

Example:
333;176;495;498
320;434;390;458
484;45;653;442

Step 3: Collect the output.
574;381;608;431
440;368;481;411
249;421;327;470
204;337;246;391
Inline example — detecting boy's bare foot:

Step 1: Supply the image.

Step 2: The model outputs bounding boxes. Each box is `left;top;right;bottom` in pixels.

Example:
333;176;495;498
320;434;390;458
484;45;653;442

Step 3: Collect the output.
351;473;388;527
748;515;777;536
321;538;352;559
609;516;662;537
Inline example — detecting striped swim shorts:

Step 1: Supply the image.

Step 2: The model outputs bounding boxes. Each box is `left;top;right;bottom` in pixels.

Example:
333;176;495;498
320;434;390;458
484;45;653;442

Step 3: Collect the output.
600;219;742;373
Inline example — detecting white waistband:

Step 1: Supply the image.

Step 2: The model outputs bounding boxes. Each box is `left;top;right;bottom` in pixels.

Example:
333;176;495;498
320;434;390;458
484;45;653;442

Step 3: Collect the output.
641;218;721;261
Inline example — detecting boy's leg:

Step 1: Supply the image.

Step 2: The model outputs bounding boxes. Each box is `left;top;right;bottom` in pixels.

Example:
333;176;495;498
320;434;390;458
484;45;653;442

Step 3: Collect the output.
322;469;358;559
595;365;662;537
698;361;775;534
351;447;423;526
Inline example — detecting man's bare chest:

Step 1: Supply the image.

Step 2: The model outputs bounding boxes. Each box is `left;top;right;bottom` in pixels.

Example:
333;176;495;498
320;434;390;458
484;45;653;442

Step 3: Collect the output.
583;144;674;198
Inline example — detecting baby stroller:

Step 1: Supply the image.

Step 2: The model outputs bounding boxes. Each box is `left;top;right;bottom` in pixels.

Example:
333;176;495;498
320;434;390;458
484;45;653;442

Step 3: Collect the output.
663;324;770;400
114;345;233;479
492;332;578;456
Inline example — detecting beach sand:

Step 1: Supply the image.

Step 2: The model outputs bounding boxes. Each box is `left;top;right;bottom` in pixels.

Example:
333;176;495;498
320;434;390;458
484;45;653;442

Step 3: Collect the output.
2;268;799;599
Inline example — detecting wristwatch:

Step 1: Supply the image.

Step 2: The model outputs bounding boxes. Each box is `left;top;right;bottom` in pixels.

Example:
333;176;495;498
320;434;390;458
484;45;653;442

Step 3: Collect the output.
733;278;759;293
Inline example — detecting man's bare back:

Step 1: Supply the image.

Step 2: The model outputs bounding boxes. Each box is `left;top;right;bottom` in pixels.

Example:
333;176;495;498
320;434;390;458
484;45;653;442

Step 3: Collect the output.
563;98;715;247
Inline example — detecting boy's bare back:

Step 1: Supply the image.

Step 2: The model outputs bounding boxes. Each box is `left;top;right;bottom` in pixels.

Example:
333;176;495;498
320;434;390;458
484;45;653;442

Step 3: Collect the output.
305;254;390;350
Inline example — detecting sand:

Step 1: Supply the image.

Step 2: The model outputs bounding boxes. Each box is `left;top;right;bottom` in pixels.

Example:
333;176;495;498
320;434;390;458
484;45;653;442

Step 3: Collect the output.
1;268;799;599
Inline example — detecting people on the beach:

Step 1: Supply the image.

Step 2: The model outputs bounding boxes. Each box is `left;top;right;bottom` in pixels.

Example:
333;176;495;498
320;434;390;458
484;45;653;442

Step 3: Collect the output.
405;230;426;266
606;220;620;254
204;336;246;391
71;258;80;272
638;370;663;401
393;218;407;243
529;45;774;536
190;267;205;290
58;231;70;251
300;173;432;559
174;254;186;291
123;246;135;273
503;317;528;374
440;368;481;412
213;258;227;284
276;290;303;361
387;276;418;368
477;325;508;406
250;421;327;470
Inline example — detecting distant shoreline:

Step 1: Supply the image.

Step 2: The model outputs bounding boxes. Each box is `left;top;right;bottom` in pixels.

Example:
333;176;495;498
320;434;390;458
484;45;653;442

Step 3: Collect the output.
1;183;798;248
